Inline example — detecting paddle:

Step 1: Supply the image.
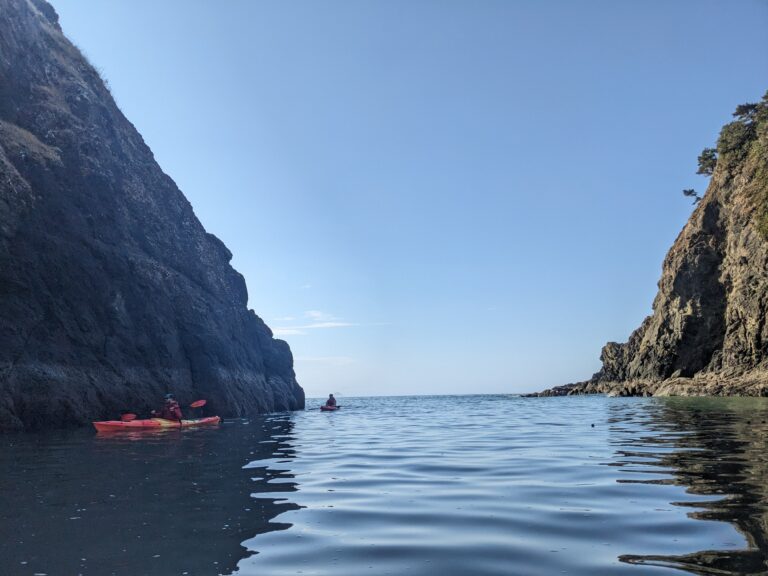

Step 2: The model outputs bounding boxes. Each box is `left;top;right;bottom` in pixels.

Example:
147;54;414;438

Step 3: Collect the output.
188;399;207;422
172;398;205;426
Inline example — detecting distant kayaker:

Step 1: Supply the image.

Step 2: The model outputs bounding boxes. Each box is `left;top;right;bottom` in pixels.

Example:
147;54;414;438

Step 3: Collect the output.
325;394;337;408
152;393;183;421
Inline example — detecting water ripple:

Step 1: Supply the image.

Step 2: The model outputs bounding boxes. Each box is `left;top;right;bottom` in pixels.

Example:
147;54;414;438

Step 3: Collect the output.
229;395;768;576
2;395;768;575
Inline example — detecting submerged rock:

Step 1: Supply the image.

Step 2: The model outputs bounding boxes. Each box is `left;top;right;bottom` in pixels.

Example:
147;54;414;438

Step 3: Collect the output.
0;0;304;430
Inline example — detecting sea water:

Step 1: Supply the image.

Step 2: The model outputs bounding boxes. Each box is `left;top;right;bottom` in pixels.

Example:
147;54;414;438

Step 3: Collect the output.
1;395;767;575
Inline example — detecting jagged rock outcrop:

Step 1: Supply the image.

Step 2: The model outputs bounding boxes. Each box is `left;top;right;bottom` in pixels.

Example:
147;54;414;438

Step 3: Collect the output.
0;0;304;430
535;93;768;398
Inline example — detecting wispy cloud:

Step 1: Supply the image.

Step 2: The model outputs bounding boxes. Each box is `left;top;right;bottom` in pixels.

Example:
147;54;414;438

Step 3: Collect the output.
305;321;356;329
273;327;307;336
305;310;334;322
296;356;356;366
273;310;359;336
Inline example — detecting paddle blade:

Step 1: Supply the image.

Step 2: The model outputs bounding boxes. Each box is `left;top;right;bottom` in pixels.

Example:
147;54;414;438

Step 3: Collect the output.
121;413;137;422
190;400;207;408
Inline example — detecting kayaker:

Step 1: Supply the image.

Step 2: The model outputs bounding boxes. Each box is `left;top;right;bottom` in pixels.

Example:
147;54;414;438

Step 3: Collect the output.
151;393;183;421
325;394;337;408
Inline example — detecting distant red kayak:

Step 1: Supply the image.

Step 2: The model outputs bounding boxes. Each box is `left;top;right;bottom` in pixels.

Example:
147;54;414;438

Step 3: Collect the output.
93;416;221;432
320;405;339;412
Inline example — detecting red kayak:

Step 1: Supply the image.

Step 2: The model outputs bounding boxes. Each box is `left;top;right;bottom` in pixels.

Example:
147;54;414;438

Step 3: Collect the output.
93;416;221;432
320;405;339;411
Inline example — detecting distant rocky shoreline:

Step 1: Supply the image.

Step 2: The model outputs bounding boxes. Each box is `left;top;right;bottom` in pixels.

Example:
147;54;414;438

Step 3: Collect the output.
528;370;768;398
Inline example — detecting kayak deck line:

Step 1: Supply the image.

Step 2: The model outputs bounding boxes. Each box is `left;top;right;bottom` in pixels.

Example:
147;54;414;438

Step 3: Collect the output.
93;416;221;432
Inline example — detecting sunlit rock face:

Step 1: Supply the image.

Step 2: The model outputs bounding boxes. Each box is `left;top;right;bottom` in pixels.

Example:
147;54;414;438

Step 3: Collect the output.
592;96;768;396
0;0;304;430
535;95;768;398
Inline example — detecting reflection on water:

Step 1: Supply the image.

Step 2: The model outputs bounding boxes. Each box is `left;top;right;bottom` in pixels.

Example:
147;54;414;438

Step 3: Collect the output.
0;419;299;576
612;398;768;575
2;396;768;575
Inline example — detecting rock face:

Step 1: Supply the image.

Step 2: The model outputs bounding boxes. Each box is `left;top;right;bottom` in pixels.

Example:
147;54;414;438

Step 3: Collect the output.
535;93;768;398
0;0;304;430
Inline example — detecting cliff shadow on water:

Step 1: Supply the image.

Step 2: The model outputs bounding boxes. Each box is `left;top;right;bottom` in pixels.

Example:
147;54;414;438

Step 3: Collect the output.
612;398;768;575
0;416;300;576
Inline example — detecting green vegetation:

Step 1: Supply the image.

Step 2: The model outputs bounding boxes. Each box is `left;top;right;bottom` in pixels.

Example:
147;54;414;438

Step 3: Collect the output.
697;148;717;176
715;92;767;170
717;120;754;165
688;91;768;238
734;92;768;239
694;92;768;177
682;188;701;204
733;103;759;122
747;139;768;239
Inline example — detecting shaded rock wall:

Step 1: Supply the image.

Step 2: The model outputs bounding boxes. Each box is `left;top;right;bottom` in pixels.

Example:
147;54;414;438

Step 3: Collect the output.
0;0;304;430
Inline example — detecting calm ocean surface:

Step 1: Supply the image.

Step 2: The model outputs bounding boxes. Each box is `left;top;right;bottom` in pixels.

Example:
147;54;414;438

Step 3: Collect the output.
2;394;767;576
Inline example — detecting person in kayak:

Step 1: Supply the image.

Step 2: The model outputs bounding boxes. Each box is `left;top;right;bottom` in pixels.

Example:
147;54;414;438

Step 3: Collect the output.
325;394;337;408
151;393;183;421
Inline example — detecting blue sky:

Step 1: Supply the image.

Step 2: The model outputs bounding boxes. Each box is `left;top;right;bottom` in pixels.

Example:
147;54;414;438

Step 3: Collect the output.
49;0;768;397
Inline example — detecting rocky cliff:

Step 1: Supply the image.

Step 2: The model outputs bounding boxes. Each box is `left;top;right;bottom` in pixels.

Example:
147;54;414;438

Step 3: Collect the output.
537;92;768;398
0;0;304;430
